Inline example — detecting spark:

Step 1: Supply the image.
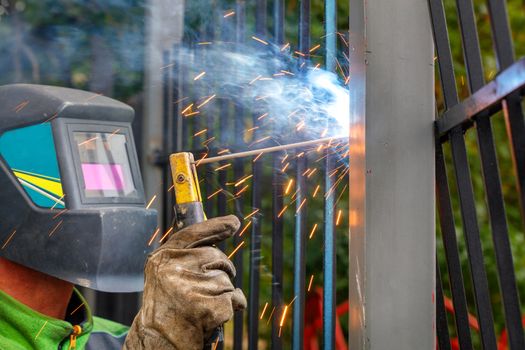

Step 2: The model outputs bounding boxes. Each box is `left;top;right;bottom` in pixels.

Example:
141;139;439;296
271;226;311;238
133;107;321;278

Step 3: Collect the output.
159;227;174;243
212;338;220;350
345;75;351;85
313;185;321;197
197;94;216;109
296;120;306;131
280;69;294;75
147;228;161;246
70;303;85;316
193;128;208;137
260;302;269;320
207;188;223;199
251;136;271;145
285;179;294;194
1;230;17;250
214;163;231;171
321;128;328;137
281;154;289;164
109;128;121;137
52;208;68;219
235;174;253;187
307;168;318;178
309;44;321;53
181;103;194;115
195;153;209;167
313;63;321;70
218;149;230;155
294;51;306;57
194;71;206;81
146;195;157;209
34;321;48;340
336;209;343;226
50;195;66;210
197;42;212;45
184;111;200;117
238;221;252;236
48;220;63;237
280;43;290;51
244;126;259;134
235;185;249;196
223;10;235;17
333;184;348;208
44;112;59;123
202;136;216;146
308;275;315;292
249;75;262;84
14;100;30;113
257;112;269;120
78;136;99;147
308;224;318;239
302;168;311;176
253;152;264;162
279;305;289;328
277;205;289;218
252;36;269;45
244;209;259;220
297;151;305;158
281;162;290;172
160;62;175;70
296;198;307;213
85;93;103;102
266;306;276;325
228;241;245;259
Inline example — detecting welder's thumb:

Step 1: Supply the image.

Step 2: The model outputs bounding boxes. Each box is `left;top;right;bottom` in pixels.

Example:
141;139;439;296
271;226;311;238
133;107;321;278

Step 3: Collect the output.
163;215;240;249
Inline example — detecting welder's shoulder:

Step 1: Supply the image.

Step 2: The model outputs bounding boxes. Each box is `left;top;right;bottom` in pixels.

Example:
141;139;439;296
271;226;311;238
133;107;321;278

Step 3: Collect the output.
86;316;129;350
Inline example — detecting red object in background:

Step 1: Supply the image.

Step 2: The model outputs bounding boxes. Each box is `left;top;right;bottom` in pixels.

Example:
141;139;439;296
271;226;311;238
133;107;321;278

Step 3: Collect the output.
304;287;348;350
442;296;525;350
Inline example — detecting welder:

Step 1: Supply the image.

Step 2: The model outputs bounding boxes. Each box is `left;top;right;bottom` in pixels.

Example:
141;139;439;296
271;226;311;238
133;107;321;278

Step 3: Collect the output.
0;84;246;350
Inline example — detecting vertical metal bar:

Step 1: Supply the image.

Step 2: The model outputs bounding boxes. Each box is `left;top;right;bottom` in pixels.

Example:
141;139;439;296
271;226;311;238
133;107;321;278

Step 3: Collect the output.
323;153;336;350
291;1;310;349
248;1;267;346
271;1;284;349
293;152;307;350
161;49;172;231
428;0;459;108
233;2;246;350
436;260;452;350
486;0;525;226
323;2;337;348
455;1;525;347
436;142;473;349
449;128;497;349
476;116;525;348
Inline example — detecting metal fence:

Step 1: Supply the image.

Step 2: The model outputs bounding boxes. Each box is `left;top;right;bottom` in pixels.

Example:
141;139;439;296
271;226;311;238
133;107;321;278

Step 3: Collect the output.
154;1;348;349
429;0;525;349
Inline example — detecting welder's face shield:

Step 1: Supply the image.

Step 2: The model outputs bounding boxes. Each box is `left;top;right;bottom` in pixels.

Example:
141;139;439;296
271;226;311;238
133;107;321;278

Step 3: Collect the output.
0;84;157;293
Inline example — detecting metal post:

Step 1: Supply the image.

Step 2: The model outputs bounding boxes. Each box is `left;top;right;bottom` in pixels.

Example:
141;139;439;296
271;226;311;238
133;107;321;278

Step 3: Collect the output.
348;0;435;349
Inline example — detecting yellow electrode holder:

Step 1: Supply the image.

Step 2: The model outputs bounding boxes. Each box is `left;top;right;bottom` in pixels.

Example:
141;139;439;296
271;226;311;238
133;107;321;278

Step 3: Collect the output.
169;152;207;230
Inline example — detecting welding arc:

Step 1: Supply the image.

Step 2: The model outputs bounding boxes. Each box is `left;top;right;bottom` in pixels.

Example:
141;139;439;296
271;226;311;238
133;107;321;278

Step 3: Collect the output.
196;136;347;164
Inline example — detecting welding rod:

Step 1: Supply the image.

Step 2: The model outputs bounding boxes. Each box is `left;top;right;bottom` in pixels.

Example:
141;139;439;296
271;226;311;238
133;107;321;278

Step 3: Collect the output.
195;136;347;164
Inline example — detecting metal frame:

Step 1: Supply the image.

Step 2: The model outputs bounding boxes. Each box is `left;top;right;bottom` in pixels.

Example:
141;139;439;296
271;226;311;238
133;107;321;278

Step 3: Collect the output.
429;0;525;348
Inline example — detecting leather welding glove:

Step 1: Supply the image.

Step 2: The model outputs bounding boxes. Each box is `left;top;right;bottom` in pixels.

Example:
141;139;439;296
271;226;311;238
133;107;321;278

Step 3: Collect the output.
123;215;247;350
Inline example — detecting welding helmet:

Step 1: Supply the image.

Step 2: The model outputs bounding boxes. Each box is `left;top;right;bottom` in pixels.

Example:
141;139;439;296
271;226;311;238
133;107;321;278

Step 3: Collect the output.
0;84;157;292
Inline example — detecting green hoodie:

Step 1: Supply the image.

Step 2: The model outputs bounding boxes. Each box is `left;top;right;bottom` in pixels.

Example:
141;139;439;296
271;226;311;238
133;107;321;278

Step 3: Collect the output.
0;289;129;350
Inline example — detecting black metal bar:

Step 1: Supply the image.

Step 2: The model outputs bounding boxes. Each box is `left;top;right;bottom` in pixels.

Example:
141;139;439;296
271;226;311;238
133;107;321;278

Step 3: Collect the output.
271;1;284;349
455;1;525;346
436;260;452;350
487;0;525;225
428;0;459;109
449;128;497;349
248;2;267;346
476;116;525;348
233;2;246;350
435;58;525;136
162;49;172;232
292;153;307;350
435;141;473;349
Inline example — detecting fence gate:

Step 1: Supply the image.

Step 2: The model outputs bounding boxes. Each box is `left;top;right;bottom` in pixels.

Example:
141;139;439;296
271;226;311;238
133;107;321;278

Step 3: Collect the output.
429;0;525;349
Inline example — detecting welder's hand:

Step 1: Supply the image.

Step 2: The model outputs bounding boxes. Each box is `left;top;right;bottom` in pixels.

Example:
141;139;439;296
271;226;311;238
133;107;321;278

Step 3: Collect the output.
123;215;247;350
